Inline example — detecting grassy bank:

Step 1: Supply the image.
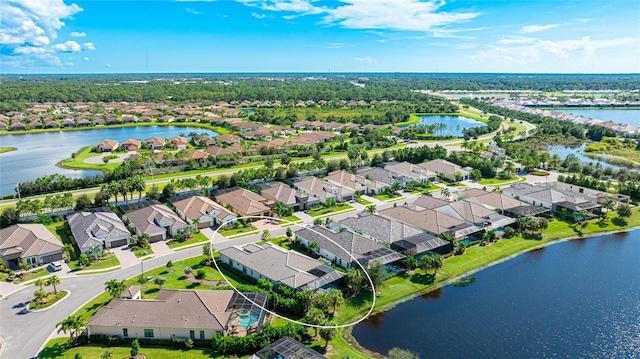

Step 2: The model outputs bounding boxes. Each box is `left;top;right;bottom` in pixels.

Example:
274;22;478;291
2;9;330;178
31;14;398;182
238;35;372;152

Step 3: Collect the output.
0;121;229;136
0;147;17;154
58;146;120;173
328;206;640;358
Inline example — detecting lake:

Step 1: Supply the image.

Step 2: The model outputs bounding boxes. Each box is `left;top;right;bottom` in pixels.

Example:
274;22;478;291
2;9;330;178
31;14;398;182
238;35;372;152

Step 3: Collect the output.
547;143;626;171
352;231;640;358
558;109;640;127
410;115;485;137
0;126;218;196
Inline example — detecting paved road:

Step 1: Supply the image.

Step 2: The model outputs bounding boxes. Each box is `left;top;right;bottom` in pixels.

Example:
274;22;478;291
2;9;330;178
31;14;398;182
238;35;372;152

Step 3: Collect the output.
0;235;259;359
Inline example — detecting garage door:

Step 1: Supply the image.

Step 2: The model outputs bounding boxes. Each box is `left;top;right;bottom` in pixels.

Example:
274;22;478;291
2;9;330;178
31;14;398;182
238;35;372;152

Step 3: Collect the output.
41;252;64;264
198;221;211;229
109;239;128;248
149;234;164;243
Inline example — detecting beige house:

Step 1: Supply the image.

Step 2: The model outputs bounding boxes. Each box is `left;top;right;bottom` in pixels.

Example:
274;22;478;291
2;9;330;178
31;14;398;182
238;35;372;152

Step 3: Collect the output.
169;136;189;149
126;202;189;242
170;195;237;228
215;188;272;217
87;289;267;340
0;224;64;268
95;139;119;152
119;139;142;151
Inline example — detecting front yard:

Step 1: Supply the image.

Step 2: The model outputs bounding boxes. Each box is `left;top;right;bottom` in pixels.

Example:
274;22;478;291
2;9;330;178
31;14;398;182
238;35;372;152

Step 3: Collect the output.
373;192;405;201
167;232;210;249
306;203;354;217
70;253;120;272
218;224;258;237
16;267;50;284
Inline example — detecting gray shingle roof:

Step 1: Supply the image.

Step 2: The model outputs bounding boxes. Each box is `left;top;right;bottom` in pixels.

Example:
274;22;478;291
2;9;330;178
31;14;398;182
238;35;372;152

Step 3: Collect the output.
126;204;188;237
67;210;130;252
338;213;423;244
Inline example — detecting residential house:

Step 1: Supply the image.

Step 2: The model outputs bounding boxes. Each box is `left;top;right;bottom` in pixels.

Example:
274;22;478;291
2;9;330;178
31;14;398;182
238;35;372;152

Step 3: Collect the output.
67;210;131;253
169;136;189;149
458;188;546;217
121;286;144;300
294;226;405;269
219;242;344;291
145;137;165;150
204;146;234;157
432;199;516;232
412;195;450;210
502;183;601;216
0;224;65;269
170;195;237;228
378;206;483;240
293;177;354;204
324;170;387;195
216;133;242;145
87;289;268;339
418;159;471;182
260;182;318;211
336;213;450;257
214;188;272;217
195;135;217;147
384;161;437;185
95;139;119;152
126;202;189;242
120;139;142;152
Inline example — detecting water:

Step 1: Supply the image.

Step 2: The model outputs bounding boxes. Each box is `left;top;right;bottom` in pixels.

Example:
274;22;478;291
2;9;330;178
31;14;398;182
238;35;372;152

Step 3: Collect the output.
410;116;485;137
547;143;624;171
559;109;640;127
352;231;640;358
0;126;217;196
238;310;261;329
445;92;510;99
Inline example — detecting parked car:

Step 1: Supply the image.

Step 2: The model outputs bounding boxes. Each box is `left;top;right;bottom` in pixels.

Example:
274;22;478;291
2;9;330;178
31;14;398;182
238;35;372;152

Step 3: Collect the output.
48;261;63;272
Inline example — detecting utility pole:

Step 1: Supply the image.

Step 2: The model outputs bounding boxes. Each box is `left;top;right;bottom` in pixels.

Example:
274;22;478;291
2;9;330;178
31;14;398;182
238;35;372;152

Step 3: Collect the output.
16;182;21;199
140;260;144;283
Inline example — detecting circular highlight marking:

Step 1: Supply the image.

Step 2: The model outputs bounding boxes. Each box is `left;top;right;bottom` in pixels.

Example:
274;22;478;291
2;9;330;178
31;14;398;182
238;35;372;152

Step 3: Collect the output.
210;215;376;330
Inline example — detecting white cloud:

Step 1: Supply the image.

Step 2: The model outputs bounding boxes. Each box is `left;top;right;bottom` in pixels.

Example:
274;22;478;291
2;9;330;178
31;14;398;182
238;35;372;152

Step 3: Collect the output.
355;56;377;65
327;43;346;48
186;8;202;15
70;31;86;37
0;0;83;67
237;0;480;33
82;42;95;50
83;56;89;61
251;12;267;19
497;35;538;45
52;40;82;53
521;24;558;33
175;0;215;2
105;63;111;68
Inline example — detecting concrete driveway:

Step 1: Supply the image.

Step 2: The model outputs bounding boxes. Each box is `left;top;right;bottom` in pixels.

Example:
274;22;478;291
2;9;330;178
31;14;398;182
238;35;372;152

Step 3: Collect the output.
150;241;173;258
111;246;139;268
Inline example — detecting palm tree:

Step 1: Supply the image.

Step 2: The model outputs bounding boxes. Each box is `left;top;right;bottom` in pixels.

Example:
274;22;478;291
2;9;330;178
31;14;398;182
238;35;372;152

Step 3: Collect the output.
319;321;337;348
261;229;271;242
133;175;146;202
305;307;324;337
308;241;320;255
421;256;432;276
35;277;48;290
576;209;589;225
441;188;451;199
57;315;86;341
274;201;289;218
34;288;47;305
47;275;61;295
365;205;377;214
430;254;443;276
299;289;315;315
326;288;344;314
105;279;126;298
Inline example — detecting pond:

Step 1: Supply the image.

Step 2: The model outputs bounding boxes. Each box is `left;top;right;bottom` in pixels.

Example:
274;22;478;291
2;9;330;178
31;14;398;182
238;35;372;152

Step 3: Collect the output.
546;143;624;171
557;109;640;127
0;126;218;196
407;115;485;137
352;231;640;358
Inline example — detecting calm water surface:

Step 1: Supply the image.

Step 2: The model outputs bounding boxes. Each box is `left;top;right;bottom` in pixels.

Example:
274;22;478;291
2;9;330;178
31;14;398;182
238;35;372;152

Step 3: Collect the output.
353;231;640;358
412;115;485;137
559;109;640;127
0;126;217;196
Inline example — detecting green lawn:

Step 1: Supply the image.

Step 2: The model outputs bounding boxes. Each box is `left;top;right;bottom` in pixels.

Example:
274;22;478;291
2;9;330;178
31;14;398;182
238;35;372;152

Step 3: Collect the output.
70;253;120;272
133;247;154;258
167;232;210;249
407;184;441;194
0;147;17;154
58;146;120;173
38;338;223;359
477;176;524;186
45;221;78;260
306;203;354;217
218;225;258;237
373;193;405;201
356;197;373;205
30;290;68;310
18;267;50;283
278;215;302;226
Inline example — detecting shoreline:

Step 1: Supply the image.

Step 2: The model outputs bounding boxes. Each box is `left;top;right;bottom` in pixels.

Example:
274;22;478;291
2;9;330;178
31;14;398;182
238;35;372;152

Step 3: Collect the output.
0;121;229;136
0;147;17;154
341;225;640;358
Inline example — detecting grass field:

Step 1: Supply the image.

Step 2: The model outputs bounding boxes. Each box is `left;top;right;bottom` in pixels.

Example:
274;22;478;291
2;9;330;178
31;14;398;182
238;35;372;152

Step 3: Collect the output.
306;203;354;217
133;247;154;258
58;146;120;173
38;338;223;359
0;147;17;154
167;232;210;249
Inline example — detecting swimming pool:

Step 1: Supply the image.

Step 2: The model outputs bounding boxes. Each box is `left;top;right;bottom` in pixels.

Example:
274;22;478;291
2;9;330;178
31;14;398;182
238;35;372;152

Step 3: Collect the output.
237;310;261;329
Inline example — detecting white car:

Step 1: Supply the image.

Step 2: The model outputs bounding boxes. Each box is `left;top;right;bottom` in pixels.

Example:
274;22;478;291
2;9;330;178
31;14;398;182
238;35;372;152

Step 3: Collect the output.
48;261;63;272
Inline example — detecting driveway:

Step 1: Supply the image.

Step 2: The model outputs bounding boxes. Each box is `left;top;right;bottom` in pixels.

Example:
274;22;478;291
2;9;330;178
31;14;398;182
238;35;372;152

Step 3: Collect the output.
201;228;227;244
150;241;173;258
111;246;139;268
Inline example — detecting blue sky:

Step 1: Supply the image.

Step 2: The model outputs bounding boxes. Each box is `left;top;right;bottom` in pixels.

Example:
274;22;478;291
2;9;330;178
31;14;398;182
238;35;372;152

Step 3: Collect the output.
1;0;639;74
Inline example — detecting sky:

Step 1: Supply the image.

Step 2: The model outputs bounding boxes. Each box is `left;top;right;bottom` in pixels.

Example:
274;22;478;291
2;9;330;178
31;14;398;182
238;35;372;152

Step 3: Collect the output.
1;0;639;74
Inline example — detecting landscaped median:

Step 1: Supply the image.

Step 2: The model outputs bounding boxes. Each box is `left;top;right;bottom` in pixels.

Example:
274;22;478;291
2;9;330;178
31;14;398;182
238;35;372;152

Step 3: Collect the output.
29;290;69;311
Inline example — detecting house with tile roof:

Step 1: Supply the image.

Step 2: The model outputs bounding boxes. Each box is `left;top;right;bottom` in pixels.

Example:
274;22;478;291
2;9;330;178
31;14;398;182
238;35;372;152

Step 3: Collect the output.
417;159;471;182
324;170;388;195
293;177;354;204
214;188;272;217
87;289;268;340
219;242;344;291
170;195;237;228
67;210;131;253
169;136;189;149
378;206;483;240
144;137;165;150
119;139;142;152
260;182;318;211
95;139;119;152
126;203;189;242
0;224;64;269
